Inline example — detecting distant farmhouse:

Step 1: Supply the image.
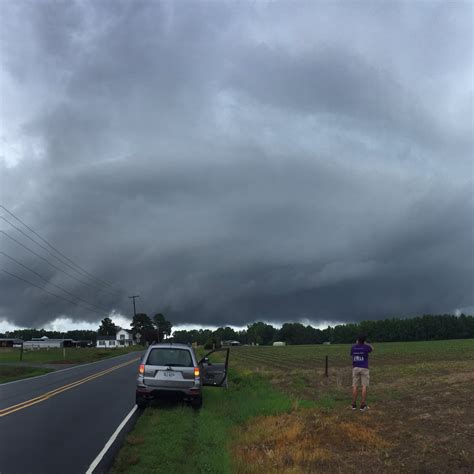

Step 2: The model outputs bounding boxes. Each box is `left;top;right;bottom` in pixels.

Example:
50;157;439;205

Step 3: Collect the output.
97;328;135;348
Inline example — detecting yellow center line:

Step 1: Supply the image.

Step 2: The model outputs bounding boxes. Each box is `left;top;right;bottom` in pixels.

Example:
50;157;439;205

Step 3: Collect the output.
0;360;131;414
0;357;140;418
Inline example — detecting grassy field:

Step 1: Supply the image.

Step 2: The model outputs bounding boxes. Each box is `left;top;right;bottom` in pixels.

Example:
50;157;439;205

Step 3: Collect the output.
111;339;474;473
0;366;54;383
0;345;143;366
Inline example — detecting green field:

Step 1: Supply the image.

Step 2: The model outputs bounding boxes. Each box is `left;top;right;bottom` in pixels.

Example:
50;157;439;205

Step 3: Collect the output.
112;339;474;473
0;345;143;366
0;366;54;383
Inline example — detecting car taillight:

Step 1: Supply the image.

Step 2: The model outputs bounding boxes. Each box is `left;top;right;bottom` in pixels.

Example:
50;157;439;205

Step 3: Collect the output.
139;364;145;374
194;367;200;377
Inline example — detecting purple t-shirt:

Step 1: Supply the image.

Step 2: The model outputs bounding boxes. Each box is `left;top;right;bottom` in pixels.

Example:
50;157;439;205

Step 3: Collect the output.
351;343;372;369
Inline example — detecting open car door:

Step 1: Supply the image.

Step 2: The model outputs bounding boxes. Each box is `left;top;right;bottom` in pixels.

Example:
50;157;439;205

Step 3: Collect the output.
198;347;230;387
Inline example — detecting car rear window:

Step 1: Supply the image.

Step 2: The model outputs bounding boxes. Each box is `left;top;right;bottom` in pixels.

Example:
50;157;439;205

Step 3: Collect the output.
146;348;194;367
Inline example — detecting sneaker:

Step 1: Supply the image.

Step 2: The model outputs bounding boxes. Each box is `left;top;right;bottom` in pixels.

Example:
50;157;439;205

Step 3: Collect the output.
360;403;368;411
351;403;357;410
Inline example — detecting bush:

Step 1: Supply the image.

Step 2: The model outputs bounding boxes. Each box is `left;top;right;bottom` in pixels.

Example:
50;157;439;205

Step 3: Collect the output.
203;337;221;350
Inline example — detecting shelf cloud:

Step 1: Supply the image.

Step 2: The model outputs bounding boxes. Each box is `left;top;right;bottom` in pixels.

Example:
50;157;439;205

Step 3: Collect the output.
1;1;472;329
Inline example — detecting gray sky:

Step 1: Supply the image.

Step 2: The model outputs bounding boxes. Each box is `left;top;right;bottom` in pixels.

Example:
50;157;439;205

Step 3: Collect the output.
1;1;473;331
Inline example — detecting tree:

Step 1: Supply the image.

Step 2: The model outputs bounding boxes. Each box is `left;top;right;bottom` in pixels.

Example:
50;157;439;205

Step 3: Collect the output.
204;334;221;350
130;313;154;344
98;317;118;336
172;330;193;344
214;326;238;343
153;313;173;342
246;322;276;345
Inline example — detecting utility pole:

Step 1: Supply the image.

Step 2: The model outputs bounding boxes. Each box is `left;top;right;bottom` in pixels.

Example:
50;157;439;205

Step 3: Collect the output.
129;295;140;317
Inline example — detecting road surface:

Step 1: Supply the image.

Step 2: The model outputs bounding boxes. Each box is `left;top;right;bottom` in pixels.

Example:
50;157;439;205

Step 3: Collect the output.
0;350;143;474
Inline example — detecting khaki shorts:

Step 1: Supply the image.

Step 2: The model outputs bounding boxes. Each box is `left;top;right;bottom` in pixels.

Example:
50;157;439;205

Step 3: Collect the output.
352;367;370;387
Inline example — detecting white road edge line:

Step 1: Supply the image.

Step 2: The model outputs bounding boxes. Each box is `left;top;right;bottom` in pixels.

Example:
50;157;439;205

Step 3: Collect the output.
1;351;143;387
86;404;138;474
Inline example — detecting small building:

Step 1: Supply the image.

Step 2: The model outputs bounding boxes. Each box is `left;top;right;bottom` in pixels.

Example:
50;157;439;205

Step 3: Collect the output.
0;338;23;349
222;340;241;347
273;341;286;346
96;336;118;348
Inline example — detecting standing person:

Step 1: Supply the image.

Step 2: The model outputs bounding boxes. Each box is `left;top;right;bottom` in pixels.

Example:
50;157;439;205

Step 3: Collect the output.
351;335;374;411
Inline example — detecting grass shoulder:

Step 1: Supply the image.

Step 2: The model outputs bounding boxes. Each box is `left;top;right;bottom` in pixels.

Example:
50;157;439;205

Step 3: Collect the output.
0;366;54;384
110;369;298;474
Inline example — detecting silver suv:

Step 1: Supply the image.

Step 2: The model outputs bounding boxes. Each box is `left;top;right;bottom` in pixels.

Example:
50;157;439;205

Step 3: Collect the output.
136;343;229;409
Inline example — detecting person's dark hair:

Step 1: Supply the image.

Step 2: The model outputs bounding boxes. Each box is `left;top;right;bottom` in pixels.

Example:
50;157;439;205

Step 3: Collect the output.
357;334;367;344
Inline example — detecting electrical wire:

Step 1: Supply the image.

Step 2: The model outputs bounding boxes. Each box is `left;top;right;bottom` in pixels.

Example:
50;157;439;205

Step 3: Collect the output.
1;269;107;317
0;215;112;289
0;204;125;292
1;230;120;297
0;251;110;313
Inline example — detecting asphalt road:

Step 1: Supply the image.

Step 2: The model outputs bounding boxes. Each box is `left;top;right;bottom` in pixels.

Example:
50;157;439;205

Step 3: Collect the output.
0;350;143;474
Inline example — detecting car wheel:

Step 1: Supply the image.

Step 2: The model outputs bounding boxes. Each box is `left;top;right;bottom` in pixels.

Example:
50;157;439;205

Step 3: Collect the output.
191;396;203;410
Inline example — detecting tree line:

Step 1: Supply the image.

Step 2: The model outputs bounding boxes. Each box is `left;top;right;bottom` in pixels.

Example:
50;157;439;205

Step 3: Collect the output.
172;314;474;347
1;314;473;346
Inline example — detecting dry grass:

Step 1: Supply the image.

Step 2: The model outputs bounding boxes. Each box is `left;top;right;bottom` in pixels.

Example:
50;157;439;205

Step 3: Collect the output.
233;409;391;473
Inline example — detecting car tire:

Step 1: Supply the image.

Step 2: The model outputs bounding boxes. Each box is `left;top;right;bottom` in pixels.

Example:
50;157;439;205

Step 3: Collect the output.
136;395;148;409
191;396;203;410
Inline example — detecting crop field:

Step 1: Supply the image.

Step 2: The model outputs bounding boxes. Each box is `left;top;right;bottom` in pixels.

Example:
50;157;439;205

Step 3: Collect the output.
229;340;474;472
112;339;474;473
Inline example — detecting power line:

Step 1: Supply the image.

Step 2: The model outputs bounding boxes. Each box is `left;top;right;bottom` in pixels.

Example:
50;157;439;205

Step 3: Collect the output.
1;269;106;317
0;216;122;292
0;204;123;292
0;230;120;297
0;214;114;292
0;251;110;313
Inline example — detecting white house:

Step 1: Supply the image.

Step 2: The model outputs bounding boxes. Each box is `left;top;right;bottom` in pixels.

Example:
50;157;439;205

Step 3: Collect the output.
96;329;135;348
116;329;134;346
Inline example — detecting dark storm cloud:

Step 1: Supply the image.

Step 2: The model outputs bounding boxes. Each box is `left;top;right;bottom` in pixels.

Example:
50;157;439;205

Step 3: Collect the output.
228;45;454;154
0;1;472;329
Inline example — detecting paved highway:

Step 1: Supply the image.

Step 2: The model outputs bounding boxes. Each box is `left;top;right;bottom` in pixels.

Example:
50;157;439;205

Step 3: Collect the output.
0;350;143;474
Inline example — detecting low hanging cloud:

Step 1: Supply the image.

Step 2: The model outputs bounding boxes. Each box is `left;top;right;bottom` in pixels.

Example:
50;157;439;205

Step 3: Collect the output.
0;1;472;329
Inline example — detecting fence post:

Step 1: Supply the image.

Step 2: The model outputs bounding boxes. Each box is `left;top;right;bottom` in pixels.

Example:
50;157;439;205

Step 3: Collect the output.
20;343;23;361
325;355;328;377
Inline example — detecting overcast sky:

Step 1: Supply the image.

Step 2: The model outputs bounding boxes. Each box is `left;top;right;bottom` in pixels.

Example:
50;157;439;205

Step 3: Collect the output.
0;1;472;332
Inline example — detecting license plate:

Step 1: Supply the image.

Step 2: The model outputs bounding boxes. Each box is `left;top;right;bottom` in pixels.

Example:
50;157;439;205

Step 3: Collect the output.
163;371;176;377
